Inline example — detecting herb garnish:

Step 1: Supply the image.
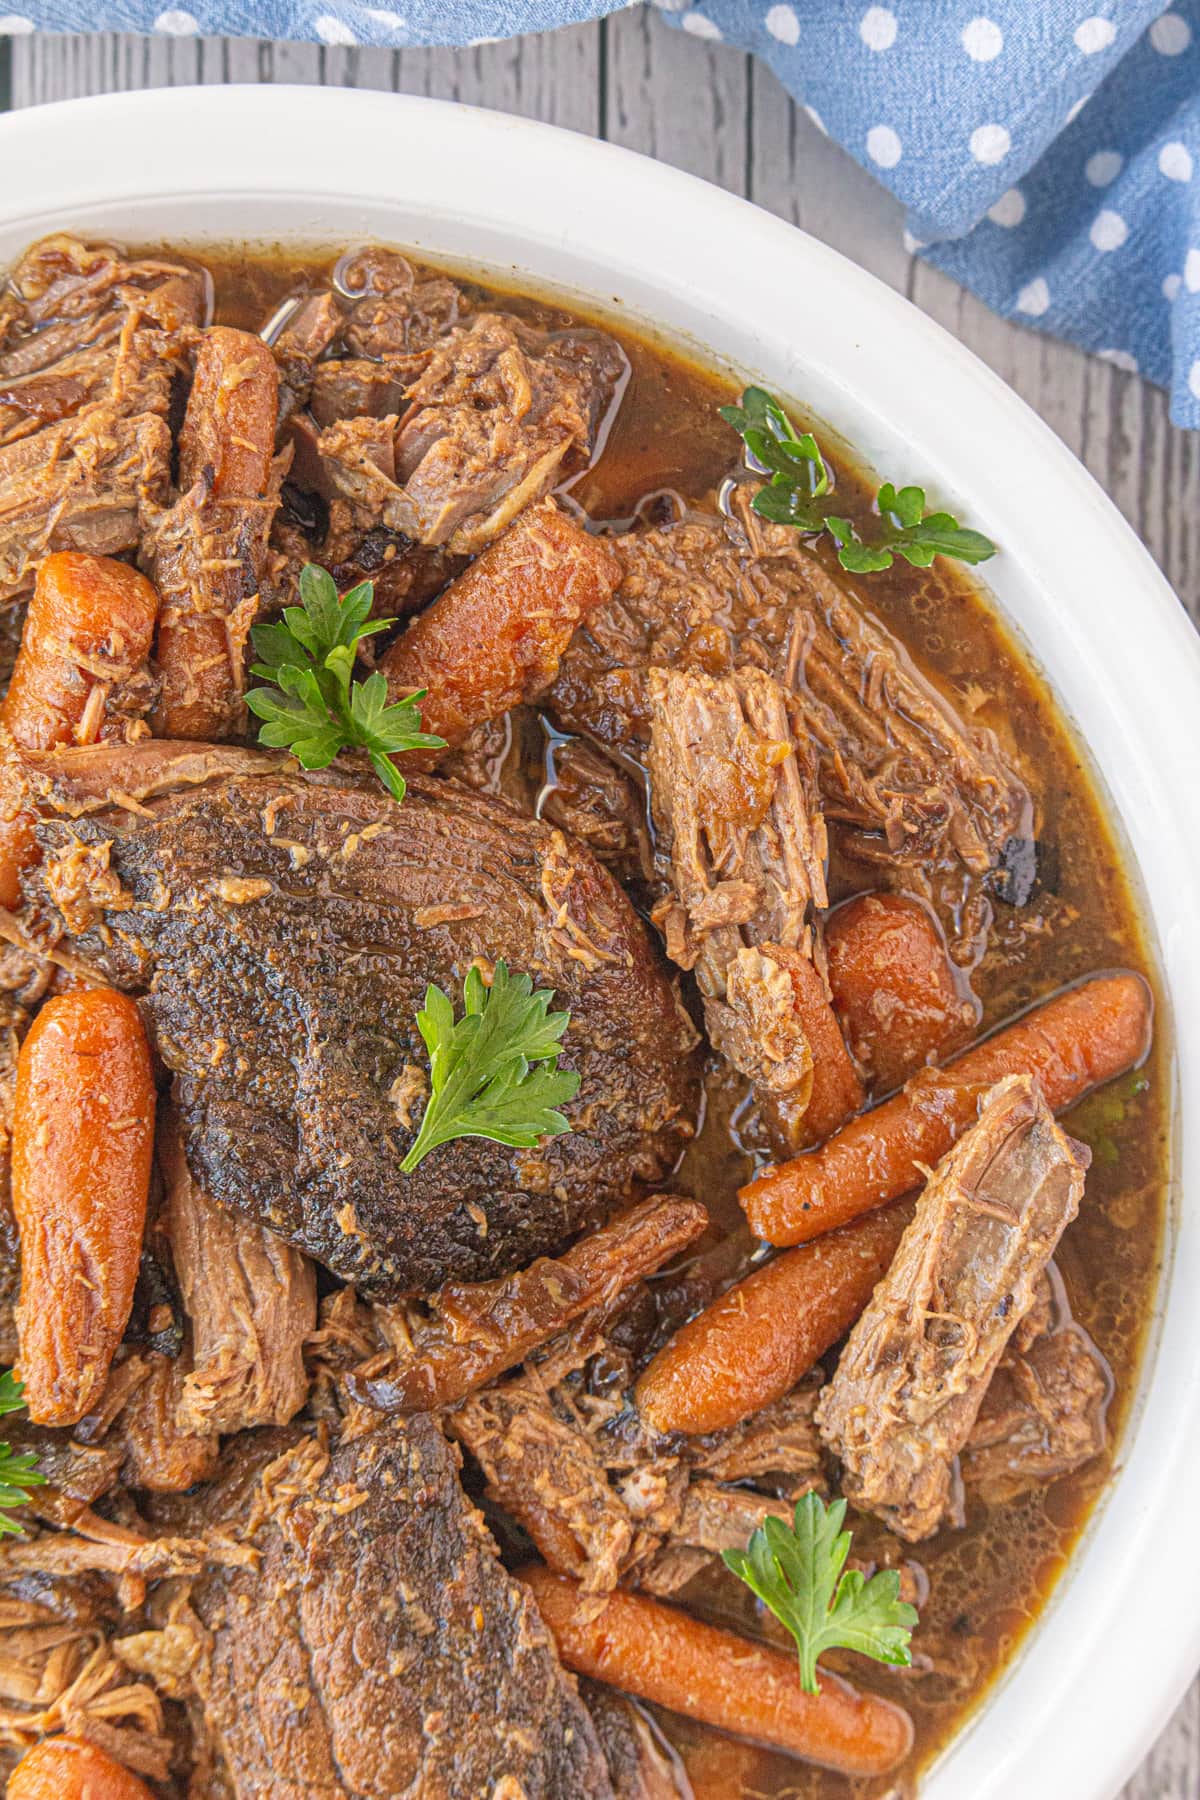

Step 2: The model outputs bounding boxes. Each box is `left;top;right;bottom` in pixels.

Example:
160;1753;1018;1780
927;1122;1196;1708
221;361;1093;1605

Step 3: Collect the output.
246;564;446;802
723;1492;918;1694
0;1371;44;1537
400;961;580;1174
720;386;996;573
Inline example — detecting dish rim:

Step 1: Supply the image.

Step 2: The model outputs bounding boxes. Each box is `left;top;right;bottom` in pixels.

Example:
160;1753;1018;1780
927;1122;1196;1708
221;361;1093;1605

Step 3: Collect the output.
0;82;1197;1800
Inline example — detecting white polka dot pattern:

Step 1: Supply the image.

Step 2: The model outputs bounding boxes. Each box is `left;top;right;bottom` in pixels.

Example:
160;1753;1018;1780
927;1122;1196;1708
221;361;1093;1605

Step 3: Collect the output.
1074;17;1115;56
3;0;1199;415
987;188;1026;227
970;123;1011;165
961;17;1003;61
1016;278;1051;316
764;3;799;45
1090;209;1129;253
1150;12;1192;55
859;6;896;51
1085;150;1123;187
866;123;902;167
1159;142;1195;182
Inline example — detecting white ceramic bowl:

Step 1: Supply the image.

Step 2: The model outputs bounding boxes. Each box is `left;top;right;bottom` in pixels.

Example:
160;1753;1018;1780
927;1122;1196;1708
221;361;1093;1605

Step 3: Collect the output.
1;83;1197;1800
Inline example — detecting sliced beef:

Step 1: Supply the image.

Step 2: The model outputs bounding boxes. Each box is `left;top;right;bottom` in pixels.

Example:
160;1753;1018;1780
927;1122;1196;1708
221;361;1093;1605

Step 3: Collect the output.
180;1417;614;1800
319;312;625;555
581;1680;691;1800
380;498;621;752
144;327;286;740
962;1271;1109;1502
24;762;700;1297
349;1193;707;1413
162;1110;315;1435
0;237;203;603
816;1075;1090;1541
646;665;831;1135
548;491;1032;884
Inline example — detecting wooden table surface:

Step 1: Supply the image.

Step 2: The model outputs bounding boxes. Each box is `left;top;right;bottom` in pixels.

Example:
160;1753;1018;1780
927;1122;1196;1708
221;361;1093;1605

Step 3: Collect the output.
0;10;1195;1794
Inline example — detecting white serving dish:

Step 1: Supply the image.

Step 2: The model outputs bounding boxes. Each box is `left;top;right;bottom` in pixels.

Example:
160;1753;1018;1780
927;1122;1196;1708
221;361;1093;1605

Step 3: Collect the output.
0;82;1197;1800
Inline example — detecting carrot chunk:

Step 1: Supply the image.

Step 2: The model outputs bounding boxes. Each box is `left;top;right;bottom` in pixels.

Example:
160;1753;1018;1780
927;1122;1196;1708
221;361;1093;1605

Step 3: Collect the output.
3;552;159;753
636;1201;913;1436
522;1567;913;1778
741;972;1152;1247
151;326;278;740
0;551;159;906
825;891;977;1091
7;1736;156;1800
380;497;620;752
12;989;154;1426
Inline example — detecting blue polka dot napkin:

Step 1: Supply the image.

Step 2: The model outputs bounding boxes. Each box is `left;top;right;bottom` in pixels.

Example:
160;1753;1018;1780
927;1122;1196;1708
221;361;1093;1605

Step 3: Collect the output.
7;2;1200;423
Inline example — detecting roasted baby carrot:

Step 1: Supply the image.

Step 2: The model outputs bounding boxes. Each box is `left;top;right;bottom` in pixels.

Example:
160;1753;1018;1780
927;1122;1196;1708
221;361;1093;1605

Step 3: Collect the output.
152;326;278;740
2;551;160;753
7;1736;156;1800
0;551;160;907
636;1200;913;1437
380;498;620;751
522;1567;913;1778
825;891;978;1092
12;988;154;1426
741;971;1151;1248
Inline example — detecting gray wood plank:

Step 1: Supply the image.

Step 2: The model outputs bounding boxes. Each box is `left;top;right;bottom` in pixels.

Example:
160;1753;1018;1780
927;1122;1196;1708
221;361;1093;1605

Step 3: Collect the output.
604;3;749;189
4;11;1197;1790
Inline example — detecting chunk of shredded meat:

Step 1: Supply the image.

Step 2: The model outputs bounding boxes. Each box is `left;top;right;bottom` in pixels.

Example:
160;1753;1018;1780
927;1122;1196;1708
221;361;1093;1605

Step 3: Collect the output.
816;1075;1090;1540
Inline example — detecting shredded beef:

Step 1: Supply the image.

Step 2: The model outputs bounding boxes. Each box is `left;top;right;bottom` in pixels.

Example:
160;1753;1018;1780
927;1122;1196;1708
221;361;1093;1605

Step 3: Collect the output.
816;1075;1090;1540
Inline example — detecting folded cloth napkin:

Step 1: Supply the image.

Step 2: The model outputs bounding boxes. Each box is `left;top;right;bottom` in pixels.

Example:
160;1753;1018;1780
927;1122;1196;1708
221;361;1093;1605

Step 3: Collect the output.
7;1;1200;422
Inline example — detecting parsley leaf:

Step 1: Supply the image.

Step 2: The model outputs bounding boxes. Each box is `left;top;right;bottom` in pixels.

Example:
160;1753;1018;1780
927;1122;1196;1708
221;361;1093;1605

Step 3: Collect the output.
0;1373;44;1537
721;387;996;573
246;563;446;802
723;1492;918;1694
400;961;581;1174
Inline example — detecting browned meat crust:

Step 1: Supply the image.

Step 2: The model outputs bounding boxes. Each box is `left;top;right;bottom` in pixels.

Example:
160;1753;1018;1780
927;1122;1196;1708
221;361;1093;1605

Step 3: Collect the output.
23;763;700;1297
0;237;203;604
646;664;829;1120
348;1193;707;1413
161;1108;315;1436
181;1419;615;1800
815;1075;1090;1541
548;494;1031;882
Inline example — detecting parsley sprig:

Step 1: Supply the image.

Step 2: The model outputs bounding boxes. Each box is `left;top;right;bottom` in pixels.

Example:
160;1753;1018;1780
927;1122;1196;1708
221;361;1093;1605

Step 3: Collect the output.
246;564;446;803
723;1492;918;1694
720;386;996;573
0;1371;44;1537
401;961;580;1174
